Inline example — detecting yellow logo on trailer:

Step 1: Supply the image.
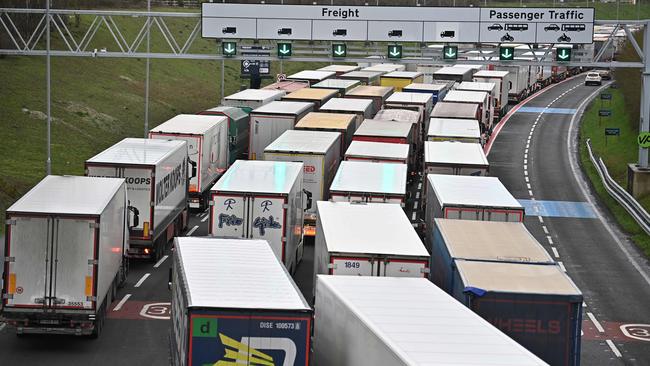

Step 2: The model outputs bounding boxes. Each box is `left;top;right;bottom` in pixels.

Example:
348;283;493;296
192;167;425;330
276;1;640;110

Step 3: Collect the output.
213;333;275;366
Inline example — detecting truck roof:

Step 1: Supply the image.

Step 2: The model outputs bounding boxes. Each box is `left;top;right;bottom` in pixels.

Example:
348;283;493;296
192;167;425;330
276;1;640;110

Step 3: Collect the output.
347;85;393;98
361;63;404;72
176;237;310;310
264;130;341;155
433;66;472;76
317;65;360;73
444;90;489;104
434;219;554;263
374;109;421;124
319;98;373;113
424;141;489;167
312;79;360;90
212;160;302;194
385;91;432;105
428;117;481;139
287;70;335;81
223;88;285;102
330;161;407;196
201;106;249;120
456;261;582;297
86;138;186;166
474;70;510;78
431;102;479;119
381;71;423;79
251;101;314;115
340;70;383;79
283;87;338;101
8;175;124;216
295;112;356;130
345;141;409;160
262;80;309;93
428;174;523;209
316;276;549;365
317;202;426;256
403;82;447;92
149;114;227;135
355;119;412;138
457;81;496;93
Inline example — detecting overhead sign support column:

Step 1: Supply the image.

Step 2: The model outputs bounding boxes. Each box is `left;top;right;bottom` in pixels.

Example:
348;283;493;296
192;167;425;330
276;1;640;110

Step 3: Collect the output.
640;21;650;168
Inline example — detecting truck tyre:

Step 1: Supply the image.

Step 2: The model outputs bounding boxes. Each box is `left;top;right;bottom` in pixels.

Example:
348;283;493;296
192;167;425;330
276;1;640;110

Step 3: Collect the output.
90;301;106;339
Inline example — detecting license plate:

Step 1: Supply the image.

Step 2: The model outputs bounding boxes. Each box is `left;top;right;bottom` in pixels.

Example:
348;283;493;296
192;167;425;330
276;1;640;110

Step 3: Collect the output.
40;319;59;325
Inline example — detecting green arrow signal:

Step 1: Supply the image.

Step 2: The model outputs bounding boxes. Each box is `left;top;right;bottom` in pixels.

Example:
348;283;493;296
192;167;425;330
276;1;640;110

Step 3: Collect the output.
334;45;345;56
445;49;456;58
443;46;458;60
222;42;236;56
278;43;292;57
280;45;290;54
557;48;571;61
501;48;512;59
388;45;402;59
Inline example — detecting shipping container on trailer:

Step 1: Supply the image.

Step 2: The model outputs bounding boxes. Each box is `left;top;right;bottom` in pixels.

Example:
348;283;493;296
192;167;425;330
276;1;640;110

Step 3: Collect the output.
379;71;424;92
345;85;394;115
198;106;250;163
85;138;188;260
452;261;582;366
314;202;429;287
432;66;473;83
281;88;338;110
457;81;498;123
329;161;407;205
425;174;525;246
402;82;450;103
264;130;341;237
311;78;361;97
344;141;409;165
430;219;555;292
209;160;305;273
318;97;373;129
286;70;335;85
221;89;286;112
472;70;510;116
427;117;481;143
149;114;228;210
443;90;493;131
2;176;128;337
493;64;533;103
339;70;383;86
171;237;311;366
294;112;356;154
361;63;405;73
313;276;549;366
317;64;360;76
248;101;314;160
262;79;310;94
423;141;489;178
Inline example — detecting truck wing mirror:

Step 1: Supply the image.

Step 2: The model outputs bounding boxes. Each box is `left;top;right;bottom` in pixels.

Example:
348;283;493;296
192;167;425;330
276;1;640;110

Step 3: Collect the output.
128;205;140;229
303;189;313;212
189;159;198;179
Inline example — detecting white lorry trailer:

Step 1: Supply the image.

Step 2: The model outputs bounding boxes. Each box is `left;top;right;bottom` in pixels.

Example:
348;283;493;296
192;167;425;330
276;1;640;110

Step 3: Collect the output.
294;112;357;154
493;65;533;103
171;237;311;366
209;160;305;273
248;101;314;160
427;117;481;143
317;64;360;75
318;97;373;129
339;70;384;86
198;106;250;164
264;130;341;237
287;70;335;85
423;141;489;176
311;78;361;97
85;138;189;260
472;70;510;116
443;90;493;131
149;114;229;210
344;141;409;165
221;89;285;112
345;85;394;115
329;161;408;205
2;176;129;337
313;276;549;366
314;202;429;283
281;88;338;110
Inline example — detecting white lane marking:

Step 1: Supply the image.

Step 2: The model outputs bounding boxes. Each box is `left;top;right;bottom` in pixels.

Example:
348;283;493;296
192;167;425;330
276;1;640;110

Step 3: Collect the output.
528;190;534;196
134;273;151;288
195;212;202;217
200;215;209;223
547;236;554;245
418;182;422;190
526;143;530;149
113;294;131;311
153;255;169;268
0;323;6;332
583;302;587;308
587;312;605;333
558;261;566;272
524;153;528;159
527;183;531;189
606;340;622;358
552;247;560;258
542;226;549;234
412;212;417;221
414;201;419;209
187;225;199;236
538;216;544;223
524;164;528;170
525;177;530;183
416;192;420;199
524;159;528;165
524;171;528;176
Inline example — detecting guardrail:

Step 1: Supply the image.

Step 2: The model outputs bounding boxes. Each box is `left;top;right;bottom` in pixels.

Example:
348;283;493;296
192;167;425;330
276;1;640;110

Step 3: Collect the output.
586;138;650;235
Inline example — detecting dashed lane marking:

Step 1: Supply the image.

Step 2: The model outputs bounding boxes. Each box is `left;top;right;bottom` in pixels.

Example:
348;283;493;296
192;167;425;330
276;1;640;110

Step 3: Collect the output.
0;323;6;332
588;312;606;333
547;236;554;245
113;294;131;311
187;225;199;236
418;182;422;190
134;273;150;288
542;226;549;234
415;192;420;199
551;247;560;258
606;340;623;358
528;190;534;196
153;255;168;268
538;216;544;224
411;212;417;221
558;261;566;272
414;201;419;210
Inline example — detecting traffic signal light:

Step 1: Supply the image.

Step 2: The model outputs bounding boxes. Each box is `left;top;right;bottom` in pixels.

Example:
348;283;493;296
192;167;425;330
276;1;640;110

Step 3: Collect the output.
499;46;514;61
443;45;458;60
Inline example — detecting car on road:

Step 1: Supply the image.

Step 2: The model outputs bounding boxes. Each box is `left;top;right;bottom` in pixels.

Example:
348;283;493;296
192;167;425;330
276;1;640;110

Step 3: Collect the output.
544;24;560;32
487;23;503;31
596;69;612;80
585;72;602;86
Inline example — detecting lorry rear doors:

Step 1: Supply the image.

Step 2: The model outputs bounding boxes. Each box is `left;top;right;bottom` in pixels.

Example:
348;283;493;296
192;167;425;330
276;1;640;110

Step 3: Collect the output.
5;216;95;310
380;259;428;278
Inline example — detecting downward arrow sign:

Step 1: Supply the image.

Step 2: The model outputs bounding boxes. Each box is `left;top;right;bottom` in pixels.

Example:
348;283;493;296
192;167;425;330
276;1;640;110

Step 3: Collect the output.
224;45;235;54
279;45;290;55
445;49;456;58
389;48;400;57
558;50;569;60
334;46;345;56
501;49;512;58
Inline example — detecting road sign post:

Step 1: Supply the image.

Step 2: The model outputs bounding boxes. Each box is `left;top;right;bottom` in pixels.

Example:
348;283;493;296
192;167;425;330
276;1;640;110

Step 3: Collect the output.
443;45;458;61
605;127;620;147
332;43;347;58
277;42;292;58
387;45;402;60
499;46;514;61
599;109;612;126
222;41;237;56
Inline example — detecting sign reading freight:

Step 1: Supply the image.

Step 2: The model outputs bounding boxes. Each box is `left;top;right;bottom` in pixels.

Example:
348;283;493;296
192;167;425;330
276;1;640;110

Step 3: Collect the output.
202;4;595;44
443;45;458;60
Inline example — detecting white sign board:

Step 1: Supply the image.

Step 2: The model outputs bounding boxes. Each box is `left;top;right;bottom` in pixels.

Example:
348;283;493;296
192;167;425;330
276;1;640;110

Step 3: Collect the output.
202;4;595;44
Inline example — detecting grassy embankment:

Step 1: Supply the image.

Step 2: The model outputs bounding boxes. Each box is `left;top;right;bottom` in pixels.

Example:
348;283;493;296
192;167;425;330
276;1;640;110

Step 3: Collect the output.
0;10;330;233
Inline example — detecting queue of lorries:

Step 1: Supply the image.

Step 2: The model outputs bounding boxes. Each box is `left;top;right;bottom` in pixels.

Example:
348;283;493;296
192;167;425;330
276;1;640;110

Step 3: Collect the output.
2;61;585;365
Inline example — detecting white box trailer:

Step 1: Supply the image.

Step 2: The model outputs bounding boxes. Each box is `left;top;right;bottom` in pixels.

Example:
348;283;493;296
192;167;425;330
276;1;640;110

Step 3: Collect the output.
198;106;250;164
317;64;360;75
430;219;555;292
294;112;357;154
402;82;450;104
423;141;489;176
373;108;423;154
2;176;128;337
472;70;510;117
353;119;416;171
431;101;481;123
221;89;286;112
313;276;549;366
493;65;533;103
209;160;305;273
281;87;338;110
443;90;493;130
264;130;341;234
311;78;361;97
339;70;383;86
427;117;481;143
361;63;405;73
171;237;311;366
86;138;188;260
248;101;314;160
432;66;474;83
287;70;335;85
345;85;394;116
384;91;433;128
416;64;445;83
457;81;498;124
329;161;408;205
319;97;373;129
344;141;409;165
149;114;229;210
314;202;429;284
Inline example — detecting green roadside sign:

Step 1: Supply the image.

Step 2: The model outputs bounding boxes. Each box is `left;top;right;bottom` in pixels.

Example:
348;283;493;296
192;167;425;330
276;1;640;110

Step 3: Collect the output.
443;45;458;60
332;43;347;58
639;132;650;148
222;41;237;56
556;48;572;62
277;43;292;58
499;46;514;61
387;45;402;59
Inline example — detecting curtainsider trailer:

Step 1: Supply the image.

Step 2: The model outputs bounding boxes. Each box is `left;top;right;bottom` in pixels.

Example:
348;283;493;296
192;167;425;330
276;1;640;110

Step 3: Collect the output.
339;70;383;86
329;161;407;205
171;237;311;366
221;89;285;112
198;106;250;163
86;138;188;260
287;70;335;85
2;176;129;337
472;70;510;117
149;114;229;210
313;276;549;366
311;79;361;97
317;64;360;75
402;82;449;104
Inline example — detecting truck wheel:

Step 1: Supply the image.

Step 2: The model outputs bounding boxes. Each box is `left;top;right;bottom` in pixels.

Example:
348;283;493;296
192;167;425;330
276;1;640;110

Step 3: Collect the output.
90;302;105;339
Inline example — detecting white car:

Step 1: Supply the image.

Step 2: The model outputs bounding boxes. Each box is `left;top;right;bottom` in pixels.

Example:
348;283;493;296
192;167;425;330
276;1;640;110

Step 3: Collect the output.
585;72;602;86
